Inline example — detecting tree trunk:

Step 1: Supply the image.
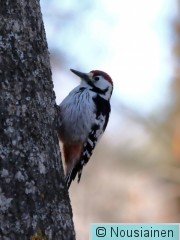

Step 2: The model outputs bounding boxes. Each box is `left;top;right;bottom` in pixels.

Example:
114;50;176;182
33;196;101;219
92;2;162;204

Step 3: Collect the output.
0;0;75;239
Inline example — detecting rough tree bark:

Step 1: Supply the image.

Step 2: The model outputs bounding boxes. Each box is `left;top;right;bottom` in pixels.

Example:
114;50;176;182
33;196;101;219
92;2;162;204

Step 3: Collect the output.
0;0;75;239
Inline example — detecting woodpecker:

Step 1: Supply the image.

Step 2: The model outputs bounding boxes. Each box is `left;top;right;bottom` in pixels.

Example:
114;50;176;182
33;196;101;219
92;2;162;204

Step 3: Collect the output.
58;69;113;188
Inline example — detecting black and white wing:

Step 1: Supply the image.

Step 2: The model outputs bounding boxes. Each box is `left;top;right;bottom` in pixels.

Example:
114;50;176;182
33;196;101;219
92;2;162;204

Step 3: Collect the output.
77;95;111;182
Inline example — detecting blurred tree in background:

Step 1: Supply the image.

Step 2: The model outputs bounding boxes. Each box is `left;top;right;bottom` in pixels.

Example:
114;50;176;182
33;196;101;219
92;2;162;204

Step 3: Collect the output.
170;0;180;213
172;0;180;163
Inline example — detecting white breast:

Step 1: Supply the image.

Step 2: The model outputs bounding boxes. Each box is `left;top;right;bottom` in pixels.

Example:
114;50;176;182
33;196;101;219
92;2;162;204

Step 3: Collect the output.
59;87;96;143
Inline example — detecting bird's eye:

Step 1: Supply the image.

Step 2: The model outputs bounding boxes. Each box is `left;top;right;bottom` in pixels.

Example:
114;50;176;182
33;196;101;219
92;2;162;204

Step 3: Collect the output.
94;76;99;81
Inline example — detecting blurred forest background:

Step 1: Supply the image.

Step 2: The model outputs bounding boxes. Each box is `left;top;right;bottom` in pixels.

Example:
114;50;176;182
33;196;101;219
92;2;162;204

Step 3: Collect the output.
41;0;180;239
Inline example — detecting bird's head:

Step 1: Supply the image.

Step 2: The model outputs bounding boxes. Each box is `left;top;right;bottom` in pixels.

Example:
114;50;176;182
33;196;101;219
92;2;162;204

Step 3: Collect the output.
70;69;113;100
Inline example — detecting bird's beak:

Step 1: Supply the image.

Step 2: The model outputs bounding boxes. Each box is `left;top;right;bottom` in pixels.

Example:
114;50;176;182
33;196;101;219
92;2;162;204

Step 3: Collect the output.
70;69;89;81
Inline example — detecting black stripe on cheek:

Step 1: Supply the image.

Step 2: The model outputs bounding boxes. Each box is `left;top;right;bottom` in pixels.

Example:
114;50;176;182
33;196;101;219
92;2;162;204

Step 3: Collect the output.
92;86;109;94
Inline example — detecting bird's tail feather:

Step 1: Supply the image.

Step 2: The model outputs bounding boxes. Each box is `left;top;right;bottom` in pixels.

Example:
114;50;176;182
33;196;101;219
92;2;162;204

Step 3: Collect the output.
65;163;83;189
